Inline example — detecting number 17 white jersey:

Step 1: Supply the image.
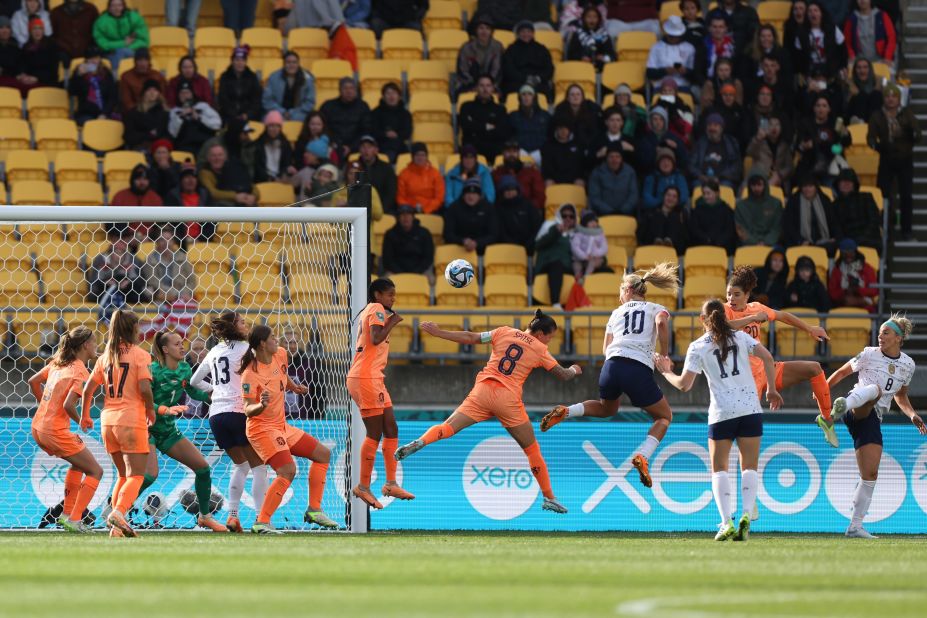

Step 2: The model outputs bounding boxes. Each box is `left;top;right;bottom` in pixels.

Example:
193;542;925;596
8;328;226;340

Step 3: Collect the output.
683;330;763;424
604;301;668;369
190;340;249;417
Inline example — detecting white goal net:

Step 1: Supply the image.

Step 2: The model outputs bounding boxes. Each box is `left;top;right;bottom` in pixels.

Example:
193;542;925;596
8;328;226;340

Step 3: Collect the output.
0;206;368;532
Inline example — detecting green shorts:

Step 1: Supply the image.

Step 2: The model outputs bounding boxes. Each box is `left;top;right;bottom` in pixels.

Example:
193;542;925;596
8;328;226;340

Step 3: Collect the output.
148;418;186;454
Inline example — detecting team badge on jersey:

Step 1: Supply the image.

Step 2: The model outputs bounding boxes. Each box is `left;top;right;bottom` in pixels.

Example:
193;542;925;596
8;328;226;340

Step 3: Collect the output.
889;364;896;374
376;312;385;321
243;384;251;394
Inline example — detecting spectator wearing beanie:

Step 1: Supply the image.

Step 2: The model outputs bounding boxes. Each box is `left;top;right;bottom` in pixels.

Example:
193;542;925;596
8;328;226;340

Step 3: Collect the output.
571;211;610;282
124;78;169;150
690;112;741;188
735;167;783;246
218;44;263;123
492;139;546;211
148;138;180;201
255;110;297;183
168;79;221;155
541;119;586;186
689;178;737;254
319;76;370;156
119;47;166;113
444;178;498;255
165;162;214;241
496;174;542;254
357;135;398;214
642;147;689;210
110;163;163;237
20;15;60;88
828;237;877;311
507;84;550;164
635;105;689;178
785;255;830;313
587;141;639;216
501;20;554;98
397;142;445;214
68;44;117;124
444;144;495;207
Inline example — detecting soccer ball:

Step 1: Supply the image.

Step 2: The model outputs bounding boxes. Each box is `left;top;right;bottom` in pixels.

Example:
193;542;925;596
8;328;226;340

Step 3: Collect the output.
445;259;475;288
143;492;170;519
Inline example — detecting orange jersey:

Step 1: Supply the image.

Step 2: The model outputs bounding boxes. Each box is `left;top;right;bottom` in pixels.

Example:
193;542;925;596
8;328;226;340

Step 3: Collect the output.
725;301;777;379
32;362;89;434
347;303;390;379
89;345;153;429
241;348;289;432
475;326;558;397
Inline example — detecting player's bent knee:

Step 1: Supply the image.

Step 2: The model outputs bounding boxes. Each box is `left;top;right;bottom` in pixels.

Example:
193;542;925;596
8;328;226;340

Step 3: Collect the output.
313;444;331;464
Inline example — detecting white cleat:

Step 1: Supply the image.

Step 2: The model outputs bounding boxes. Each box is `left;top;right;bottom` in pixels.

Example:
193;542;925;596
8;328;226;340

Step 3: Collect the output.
831;397;848;422
714;520;736;541
751;502;760;521
541;497;568;514
845;526;878;539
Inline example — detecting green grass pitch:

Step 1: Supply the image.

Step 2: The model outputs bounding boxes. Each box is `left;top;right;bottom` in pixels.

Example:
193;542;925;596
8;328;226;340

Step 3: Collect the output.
0;532;925;617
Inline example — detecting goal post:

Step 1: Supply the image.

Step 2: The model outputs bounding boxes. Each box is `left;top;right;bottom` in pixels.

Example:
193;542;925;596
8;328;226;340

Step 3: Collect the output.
0;205;368;533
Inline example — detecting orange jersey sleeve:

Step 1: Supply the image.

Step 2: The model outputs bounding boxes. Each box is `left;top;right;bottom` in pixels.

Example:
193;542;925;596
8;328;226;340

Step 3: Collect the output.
92;345;153;429
32;362;89;434
476;327;558;396
347;303;390;379
242;348;288;431
725;301;776;342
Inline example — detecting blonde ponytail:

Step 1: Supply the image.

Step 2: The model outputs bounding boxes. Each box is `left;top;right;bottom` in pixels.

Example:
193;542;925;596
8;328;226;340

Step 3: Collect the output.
623;262;680;298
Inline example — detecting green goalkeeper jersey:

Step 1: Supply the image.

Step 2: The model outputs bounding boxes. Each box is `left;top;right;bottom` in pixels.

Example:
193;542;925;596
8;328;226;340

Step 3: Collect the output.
150;361;211;432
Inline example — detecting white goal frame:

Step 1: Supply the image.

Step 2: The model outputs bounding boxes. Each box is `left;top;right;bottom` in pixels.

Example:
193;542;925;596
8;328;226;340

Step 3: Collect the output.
0;206;370;533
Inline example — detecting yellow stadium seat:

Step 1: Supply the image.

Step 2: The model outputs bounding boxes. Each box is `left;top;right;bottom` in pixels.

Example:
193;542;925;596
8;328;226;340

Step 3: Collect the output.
672;314;703;356
258;58;283;84
34;118;79;157
684;246;728;279
417;213;444;246
170;150;195;165
390;273;432;307
149;26;189;60
59;181;104;206
282;120;302;145
571;310;610;357
186;243;231;276
608;245;628;272
860;185;884;212
5;150;49;185
545;184;586;218
599;215;637;252
634;245;678;271
194;27;236;59
617;31;657;61
776;307;820;357
424;0;462;33
554;61;596;99
427;29;469;71
534;30;564;63
1;271;39;308
601;61;646;92
584;272;622;307
493;30;515;48
409;92;452;124
285;275;345;307
757;1;792;29
11;180;55;205
359;59;404;96
0;242;32;270
872;62;891;82
683;275;726;308
407;60;450;95
26;87;69;120
311;59;354;100
418;312;465;358
827;307;872;357
0;119;32;161
382;29;424;68
660;2;684;20
102;150;145;187
504;91;550;113
412;122;454;160
484;243;527;278
733;245;772;269
434;245;476;280
0;87;21;118
435;277;479;307
845;152;879;186
196;270;237;307
54;150;98;183
241;27;283;60
484;274;527;307
253;0;274;27
372;215;395;255
691;184;736;209
138;0;165;25
785;246;828;282
651;90;695;110
41;268;87;305
242;270;283;305
348;28;377;60
62;223;105;244
531;274;575;306
846;124;869;155
287;28;329;62
83;119;124;152
455;89;476;113
255;181;295;206
858;245;880;272
234;242;283;272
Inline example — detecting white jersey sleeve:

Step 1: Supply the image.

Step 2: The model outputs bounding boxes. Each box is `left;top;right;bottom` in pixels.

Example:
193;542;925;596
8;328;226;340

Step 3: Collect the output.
689;331;763;424
603;301;668;369
190;357;213;393
850;347;916;416
200;341;249;416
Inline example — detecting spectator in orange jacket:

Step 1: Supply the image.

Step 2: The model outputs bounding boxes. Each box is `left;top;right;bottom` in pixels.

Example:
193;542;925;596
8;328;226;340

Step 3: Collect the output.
396;142;445;214
118;47;166;114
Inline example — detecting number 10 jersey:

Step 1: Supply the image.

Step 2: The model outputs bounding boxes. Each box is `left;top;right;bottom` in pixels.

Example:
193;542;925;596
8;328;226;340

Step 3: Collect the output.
190;340;250;417
604;301;668;369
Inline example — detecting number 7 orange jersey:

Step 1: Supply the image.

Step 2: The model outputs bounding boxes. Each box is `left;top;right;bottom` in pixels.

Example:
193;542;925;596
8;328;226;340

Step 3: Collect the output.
475;326;558;397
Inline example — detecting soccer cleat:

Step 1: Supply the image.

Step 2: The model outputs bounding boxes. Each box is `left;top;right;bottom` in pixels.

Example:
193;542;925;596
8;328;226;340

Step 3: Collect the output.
251;522;283;535
304;510;339;529
831;397;848;422
845;526;878;539
109;527;125;538
197;514;229;532
225;516;244;533
540;405;568;432
381;483;415;500
632;454;653;488
395;439;425;461
541;497;568;514
58;516;86;533
816;414;840;448
352;485;384;509
106;510;137;538
733;513;751;542
751;502;760;521
714;520;736;541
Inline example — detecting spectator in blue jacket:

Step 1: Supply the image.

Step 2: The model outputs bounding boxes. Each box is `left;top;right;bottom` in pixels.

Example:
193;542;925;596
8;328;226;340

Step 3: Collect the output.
342;0;371;27
507;84;550;165
444;144;496;206
587;142;639;216
261;51;315;122
641;147;689;210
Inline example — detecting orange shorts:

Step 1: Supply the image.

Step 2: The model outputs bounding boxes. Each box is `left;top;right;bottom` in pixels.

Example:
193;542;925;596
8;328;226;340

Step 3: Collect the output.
752;361;785;395
347;377;392;417
247;423;316;464
101;424;150;454
456;380;529;428
32;428;85;459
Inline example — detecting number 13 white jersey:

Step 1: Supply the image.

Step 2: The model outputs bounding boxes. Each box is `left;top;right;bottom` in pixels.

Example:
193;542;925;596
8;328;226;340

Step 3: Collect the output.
683;331;763;424
604;301;668;369
850;347;916;418
190;340;250;417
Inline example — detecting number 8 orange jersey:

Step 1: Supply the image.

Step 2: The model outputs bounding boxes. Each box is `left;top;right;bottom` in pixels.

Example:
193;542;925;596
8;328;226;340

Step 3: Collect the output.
475;326;558;396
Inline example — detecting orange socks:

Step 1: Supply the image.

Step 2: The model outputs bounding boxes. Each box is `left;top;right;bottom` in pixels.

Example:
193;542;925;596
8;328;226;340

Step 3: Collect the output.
382;438;398;482
63;468;83;515
110;476;126;512
421;423;455;445
258;477;291;523
360;437;378;486
523;442;554;500
309;462;328;511
810;371;832;419
115;475;143;514
70;476;100;521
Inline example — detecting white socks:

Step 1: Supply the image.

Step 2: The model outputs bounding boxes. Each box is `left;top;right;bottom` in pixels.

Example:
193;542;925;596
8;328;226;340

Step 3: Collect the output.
712;471;732;524
566;403;585;418
251;464;269;512
638;435;660;459
741;469;758;517
845;384;881;412
850;478;876;528
228;461;250;515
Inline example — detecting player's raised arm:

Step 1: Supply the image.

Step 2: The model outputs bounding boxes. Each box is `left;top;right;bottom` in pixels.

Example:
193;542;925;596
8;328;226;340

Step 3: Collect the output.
826;360;855;390
728;312;768;330
420;321;482;344
774;309;829;341
893;386;927;435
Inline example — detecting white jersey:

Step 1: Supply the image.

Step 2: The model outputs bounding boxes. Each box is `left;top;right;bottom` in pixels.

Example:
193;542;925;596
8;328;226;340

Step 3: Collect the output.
604;301;668;369
190;340;249;417
849;347;916;419
683;331;763;424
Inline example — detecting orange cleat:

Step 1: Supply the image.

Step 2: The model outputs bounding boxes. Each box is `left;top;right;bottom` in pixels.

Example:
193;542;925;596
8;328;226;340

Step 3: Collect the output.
352;485;383;509
106;510;136;538
198;514;229;532
632;454;652;488
540;405;568;432
381;483;415;500
226;516;243;533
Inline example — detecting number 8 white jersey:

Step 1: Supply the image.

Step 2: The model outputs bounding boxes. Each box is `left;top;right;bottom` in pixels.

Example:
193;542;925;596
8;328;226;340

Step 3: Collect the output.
850;347;916;418
683;331;763;424
604;301;668;369
190;340;250;417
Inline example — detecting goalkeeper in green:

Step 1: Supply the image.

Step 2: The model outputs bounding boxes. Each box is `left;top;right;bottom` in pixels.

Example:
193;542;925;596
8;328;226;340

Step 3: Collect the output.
142;331;227;532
